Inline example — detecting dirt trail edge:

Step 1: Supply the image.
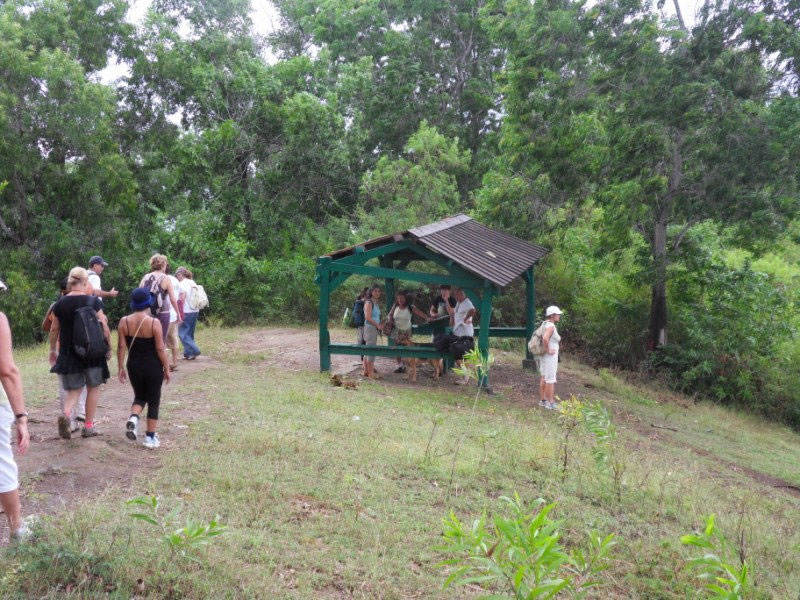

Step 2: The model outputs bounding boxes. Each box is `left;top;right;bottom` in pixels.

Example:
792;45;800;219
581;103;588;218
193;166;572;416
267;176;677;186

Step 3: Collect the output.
2;355;217;542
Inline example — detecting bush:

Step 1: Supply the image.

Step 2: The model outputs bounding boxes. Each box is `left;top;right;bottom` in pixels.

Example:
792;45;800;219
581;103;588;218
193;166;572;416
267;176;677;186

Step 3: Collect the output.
648;262;795;420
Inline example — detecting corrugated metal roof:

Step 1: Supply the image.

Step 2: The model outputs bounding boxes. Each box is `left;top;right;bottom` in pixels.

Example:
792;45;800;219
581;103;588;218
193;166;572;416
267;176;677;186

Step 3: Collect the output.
326;215;549;287
411;217;549;287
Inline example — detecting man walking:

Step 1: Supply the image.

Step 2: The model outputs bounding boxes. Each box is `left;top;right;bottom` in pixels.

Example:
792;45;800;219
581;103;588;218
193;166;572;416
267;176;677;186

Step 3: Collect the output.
87;256;119;300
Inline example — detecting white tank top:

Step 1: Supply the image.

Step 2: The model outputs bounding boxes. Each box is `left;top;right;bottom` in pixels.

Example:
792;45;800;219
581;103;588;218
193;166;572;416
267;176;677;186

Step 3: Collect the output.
544;321;560;353
0;383;8;407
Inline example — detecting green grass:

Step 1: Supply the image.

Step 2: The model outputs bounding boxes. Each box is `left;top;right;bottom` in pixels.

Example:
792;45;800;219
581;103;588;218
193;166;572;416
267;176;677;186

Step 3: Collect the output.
2;326;799;598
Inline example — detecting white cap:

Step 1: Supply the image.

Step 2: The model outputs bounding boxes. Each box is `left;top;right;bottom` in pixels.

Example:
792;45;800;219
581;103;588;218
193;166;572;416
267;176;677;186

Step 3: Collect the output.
545;305;562;316
0;280;7;292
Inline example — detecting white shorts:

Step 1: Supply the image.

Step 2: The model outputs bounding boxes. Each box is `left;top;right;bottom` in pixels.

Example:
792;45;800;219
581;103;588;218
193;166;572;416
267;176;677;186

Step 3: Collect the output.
537;353;558;384
0;403;19;493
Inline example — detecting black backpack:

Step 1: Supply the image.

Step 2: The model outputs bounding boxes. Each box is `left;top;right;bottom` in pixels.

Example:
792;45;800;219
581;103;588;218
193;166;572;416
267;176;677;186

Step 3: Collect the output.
353;299;366;327
73;298;107;360
449;336;475;360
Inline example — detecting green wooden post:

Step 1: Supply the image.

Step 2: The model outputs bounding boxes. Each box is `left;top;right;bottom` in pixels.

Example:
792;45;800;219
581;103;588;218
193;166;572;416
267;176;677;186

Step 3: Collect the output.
380;256;395;317
478;288;493;390
523;265;536;369
317;257;331;372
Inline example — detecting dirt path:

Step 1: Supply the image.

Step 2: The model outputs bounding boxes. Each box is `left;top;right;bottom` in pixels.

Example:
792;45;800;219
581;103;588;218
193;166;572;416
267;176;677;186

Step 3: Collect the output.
1;355;217;544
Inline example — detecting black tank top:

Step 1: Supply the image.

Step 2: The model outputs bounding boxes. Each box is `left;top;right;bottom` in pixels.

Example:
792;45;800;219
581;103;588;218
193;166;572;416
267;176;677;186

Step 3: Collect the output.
125;318;162;370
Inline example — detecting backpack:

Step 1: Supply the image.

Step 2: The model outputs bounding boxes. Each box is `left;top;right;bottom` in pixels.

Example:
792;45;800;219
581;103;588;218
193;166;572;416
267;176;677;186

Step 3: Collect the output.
353;299;365;327
193;283;209;310
527;321;549;356
143;273;166;316
343;307;355;328
72;298;107;360
449;336;475;360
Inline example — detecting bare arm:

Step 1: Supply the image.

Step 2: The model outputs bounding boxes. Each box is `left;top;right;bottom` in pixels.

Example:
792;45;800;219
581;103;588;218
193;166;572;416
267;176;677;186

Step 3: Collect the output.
117;317;128;382
151;319;171;382
48;314;60;366
0;313;29;454
542;323;556;354
412;306;429;321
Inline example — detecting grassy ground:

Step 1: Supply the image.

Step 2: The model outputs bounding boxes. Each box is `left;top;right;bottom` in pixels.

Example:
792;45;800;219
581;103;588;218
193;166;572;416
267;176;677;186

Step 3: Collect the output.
2;326;799;598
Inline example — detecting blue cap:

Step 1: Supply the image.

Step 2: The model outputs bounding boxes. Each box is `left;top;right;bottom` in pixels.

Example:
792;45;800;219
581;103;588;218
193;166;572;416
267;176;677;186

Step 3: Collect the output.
130;287;151;311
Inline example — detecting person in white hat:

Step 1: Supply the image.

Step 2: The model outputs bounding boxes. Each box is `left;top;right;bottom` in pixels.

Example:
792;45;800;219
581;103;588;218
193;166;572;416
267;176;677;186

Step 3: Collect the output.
538;306;563;410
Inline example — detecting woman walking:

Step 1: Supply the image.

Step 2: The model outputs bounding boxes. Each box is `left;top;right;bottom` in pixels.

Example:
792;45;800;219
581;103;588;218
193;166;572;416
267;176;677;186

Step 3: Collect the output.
388;290;428;373
362;285;382;379
538;306;563;410
117;288;171;449
175;267;201;360
140;254;181;346
0;308;31;541
49;267;111;439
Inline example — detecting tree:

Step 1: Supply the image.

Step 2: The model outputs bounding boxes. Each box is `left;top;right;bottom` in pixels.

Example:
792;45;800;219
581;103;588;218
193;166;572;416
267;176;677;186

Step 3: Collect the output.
479;0;800;349
358;121;470;238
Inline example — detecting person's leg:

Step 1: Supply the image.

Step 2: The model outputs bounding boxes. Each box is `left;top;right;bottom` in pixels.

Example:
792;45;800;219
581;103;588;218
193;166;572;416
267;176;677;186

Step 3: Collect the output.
539;376;546;406
77;386;87;424
143;377;162;448
178;319;191;357
0;489;21;532
0;410;22;533
187;313;200;355
83;385;100;426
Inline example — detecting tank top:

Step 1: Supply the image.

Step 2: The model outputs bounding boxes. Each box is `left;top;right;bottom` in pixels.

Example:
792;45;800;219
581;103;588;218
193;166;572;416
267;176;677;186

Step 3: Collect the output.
367;300;380;324
392;306;412;331
0;382;7;407
544;321;561;354
125;318;162;369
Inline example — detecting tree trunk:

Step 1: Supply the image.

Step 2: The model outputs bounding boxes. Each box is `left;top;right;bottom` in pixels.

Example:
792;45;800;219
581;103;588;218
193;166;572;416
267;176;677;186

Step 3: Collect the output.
649;214;668;349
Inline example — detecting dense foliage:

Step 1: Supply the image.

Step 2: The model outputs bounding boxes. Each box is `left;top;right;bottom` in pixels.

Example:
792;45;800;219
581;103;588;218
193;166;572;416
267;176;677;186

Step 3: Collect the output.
1;0;799;426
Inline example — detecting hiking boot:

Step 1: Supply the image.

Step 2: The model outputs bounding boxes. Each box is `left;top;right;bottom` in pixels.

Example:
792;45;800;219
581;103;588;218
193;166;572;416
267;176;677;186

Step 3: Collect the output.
142;434;161;449
81;425;99;438
126;415;139;441
57;415;72;440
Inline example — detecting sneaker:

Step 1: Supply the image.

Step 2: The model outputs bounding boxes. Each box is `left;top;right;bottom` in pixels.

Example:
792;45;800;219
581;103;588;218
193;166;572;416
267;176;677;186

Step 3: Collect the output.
57;415;72;440
81;425;99;437
10;516;36;543
393;366;405;374
142;434;161;449
546;401;560;411
126;415;139;441
70;419;80;433
538;400;547;408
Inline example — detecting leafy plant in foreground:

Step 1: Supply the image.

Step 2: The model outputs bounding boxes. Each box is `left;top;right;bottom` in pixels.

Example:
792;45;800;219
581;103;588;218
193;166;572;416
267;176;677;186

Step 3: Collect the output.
681;515;751;599
437;493;617;599
580;401;626;502
126;496;226;561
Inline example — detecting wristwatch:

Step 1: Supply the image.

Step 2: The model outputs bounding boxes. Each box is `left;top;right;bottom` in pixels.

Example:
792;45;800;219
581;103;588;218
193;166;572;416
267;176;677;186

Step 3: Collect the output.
15;411;28;421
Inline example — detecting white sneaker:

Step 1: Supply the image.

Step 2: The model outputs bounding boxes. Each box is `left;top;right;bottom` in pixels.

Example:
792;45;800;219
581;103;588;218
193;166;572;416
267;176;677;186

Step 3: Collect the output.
11;515;37;543
126;415;139;441
142;434;161;449
546;401;560;411
538;400;547;408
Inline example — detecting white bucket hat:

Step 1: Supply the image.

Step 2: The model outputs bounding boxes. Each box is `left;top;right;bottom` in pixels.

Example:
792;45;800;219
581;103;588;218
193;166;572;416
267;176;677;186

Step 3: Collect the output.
545;305;562;316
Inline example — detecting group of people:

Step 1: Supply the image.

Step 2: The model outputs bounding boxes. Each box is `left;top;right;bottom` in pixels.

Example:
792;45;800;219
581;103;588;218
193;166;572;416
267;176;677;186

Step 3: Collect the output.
351;283;565;406
44;253;204;447
0;253;205;542
353;284;475;379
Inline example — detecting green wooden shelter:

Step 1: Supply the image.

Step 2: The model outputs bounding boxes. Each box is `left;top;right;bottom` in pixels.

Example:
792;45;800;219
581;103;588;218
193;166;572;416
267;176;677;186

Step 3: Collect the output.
315;215;550;387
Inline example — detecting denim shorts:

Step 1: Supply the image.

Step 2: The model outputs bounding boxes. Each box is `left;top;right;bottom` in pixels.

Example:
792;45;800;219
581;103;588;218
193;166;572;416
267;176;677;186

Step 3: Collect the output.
59;367;105;390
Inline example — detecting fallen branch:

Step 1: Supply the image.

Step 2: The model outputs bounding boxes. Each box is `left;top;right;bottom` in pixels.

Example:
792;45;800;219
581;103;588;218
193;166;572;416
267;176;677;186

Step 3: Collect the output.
650;423;678;432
